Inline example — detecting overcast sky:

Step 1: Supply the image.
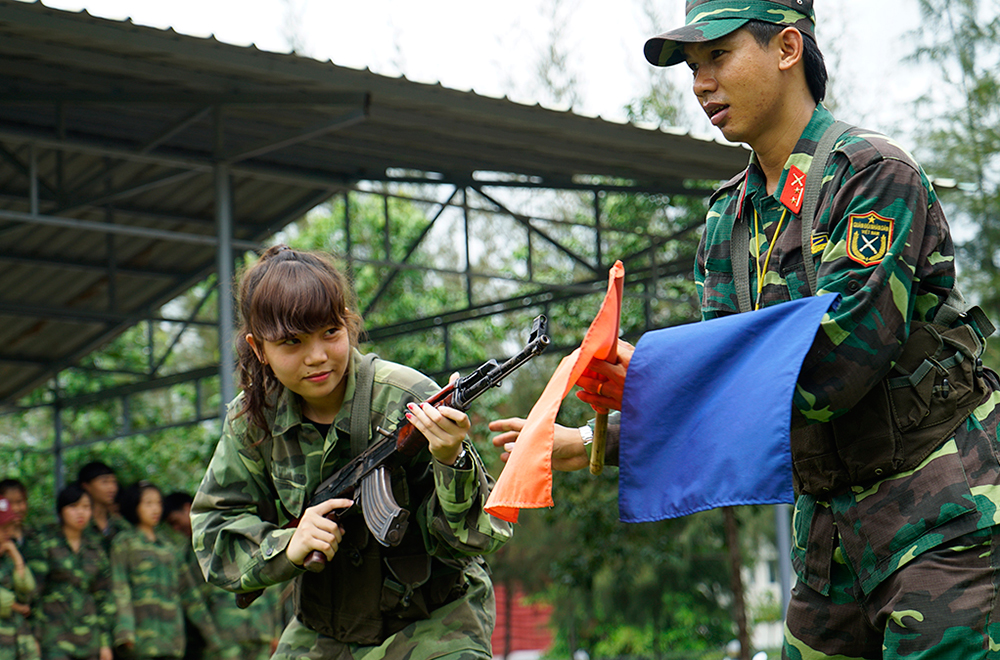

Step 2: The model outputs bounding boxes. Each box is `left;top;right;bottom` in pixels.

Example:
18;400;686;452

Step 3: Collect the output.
38;0;936;142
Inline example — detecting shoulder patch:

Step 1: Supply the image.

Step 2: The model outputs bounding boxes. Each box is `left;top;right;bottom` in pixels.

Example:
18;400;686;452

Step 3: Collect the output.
846;212;894;266
780;165;807;214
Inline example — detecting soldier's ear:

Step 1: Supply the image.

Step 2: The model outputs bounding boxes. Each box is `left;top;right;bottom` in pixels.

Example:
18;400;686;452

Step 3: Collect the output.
246;334;267;364
776;27;805;72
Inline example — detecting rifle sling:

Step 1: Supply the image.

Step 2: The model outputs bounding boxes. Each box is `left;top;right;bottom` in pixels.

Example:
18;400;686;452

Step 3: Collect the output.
351;353;378;456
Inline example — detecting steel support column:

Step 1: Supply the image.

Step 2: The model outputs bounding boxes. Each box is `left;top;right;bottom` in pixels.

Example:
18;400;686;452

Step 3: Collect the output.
215;162;235;412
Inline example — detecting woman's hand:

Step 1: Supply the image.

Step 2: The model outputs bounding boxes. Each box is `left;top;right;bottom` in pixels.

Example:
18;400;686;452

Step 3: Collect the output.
488;418;591;472
407;374;472;466
99;646;113;660
286;498;353;566
0;539;25;572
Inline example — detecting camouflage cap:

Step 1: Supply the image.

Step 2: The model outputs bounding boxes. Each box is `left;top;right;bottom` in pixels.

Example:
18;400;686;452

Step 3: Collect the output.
0;497;15;525
644;0;816;67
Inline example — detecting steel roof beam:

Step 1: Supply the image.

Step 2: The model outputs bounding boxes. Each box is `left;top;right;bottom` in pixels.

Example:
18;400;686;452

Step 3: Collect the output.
224;105;369;164
0;208;260;250
0;250;179;280
0;301;218;328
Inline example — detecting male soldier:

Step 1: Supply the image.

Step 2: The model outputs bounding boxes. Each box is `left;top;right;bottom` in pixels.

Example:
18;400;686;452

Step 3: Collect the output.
77;462;128;552
492;2;1000;658
163;492;280;660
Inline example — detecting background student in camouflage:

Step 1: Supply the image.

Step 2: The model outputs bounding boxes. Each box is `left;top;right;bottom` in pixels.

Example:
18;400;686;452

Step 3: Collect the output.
77;463;128;553
110;482;220;660
492;1;1000;658
25;484;114;660
1;496;38;660
191;245;512;660
163;491;281;660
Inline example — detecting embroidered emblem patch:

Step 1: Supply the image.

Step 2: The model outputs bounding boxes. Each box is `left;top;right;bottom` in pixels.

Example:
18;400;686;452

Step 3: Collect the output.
780;165;807;214
810;233;829;255
846;212;894;266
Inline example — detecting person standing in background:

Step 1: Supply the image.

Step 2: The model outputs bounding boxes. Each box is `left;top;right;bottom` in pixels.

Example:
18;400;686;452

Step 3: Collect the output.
77;463;127;553
25;484;114;660
110;482;219;660
163;492;280;660
1;496;38;660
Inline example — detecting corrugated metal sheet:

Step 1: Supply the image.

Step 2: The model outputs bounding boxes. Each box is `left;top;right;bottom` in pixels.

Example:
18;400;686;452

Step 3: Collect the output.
0;0;747;406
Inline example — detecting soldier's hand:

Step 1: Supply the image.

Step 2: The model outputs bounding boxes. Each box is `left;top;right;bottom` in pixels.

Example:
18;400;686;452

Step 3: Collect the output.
489;417;591;472
287;497;353;566
99;646;113;660
407;373;472;466
10;602;30;616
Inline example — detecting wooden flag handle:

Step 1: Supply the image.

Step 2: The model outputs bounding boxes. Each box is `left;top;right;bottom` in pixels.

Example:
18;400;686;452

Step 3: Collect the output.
590;412;608;475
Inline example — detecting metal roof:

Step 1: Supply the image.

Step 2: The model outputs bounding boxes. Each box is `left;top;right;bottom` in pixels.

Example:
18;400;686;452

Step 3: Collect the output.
0;0;748;407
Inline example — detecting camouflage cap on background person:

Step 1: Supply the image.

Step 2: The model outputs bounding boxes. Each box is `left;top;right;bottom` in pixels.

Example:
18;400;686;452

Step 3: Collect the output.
644;0;816;67
0;497;16;525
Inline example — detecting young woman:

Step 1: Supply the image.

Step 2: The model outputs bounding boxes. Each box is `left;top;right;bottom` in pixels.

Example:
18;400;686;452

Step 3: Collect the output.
1;495;37;660
25;484;114;660
191;245;512;660
110;482;218;660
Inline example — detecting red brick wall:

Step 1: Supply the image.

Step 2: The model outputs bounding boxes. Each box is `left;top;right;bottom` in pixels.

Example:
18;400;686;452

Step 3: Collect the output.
492;583;554;656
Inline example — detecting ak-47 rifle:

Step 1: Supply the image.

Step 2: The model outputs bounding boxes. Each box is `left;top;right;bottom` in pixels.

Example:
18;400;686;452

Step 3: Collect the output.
236;315;550;608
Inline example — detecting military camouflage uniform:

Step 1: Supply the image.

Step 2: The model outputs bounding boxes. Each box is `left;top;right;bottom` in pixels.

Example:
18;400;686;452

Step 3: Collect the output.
203;585;281;660
1;549;38;660
191;349;512;660
162;526;279;660
695;103;1000;658
110;528;220;659
85;514;129;555
24;524;115;660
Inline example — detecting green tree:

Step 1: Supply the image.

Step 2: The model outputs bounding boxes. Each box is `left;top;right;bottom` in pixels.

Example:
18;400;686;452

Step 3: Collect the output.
908;0;1000;366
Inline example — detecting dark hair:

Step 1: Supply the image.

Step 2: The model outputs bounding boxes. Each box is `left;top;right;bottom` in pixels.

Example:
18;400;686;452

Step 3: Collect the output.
56;483;90;517
743;20;827;103
162;491;193;518
77;461;115;485
117;481;161;525
0;479;26;498
235;244;363;435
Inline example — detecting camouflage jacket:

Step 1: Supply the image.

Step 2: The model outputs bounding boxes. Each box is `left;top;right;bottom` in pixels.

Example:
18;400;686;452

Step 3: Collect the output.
205;583;282;659
1;551;36;660
695;104;1000;595
191;349;511;653
191;349;511;594
161;526;280;658
85;514;130;555
110;528;220;659
24;524;115;658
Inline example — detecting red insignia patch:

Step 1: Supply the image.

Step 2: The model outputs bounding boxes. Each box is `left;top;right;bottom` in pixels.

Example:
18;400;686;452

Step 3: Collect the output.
780;165;807;214
846;212;894;266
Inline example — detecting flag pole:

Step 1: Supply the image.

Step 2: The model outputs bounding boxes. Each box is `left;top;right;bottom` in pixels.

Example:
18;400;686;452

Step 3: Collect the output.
589;338;617;476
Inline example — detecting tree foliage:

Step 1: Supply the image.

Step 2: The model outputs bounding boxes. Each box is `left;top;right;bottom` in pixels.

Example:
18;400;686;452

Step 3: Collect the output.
908;0;1000;367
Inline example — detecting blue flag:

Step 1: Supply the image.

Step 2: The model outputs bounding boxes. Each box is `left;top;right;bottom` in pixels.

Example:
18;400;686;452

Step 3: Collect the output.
619;294;839;522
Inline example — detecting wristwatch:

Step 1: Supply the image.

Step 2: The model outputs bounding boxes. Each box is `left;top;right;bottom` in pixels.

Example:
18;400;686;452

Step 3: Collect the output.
452;445;471;469
579;424;594;446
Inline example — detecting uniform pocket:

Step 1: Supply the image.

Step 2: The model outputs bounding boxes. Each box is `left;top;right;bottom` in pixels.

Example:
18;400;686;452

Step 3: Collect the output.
271;463;307;518
834;438;978;594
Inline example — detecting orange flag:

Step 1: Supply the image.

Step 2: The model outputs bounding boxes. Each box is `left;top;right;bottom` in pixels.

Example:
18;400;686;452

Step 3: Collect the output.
485;261;625;523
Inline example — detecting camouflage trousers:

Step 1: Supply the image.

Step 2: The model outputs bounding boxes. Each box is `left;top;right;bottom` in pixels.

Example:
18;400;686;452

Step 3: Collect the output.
271;562;495;660
783;528;1000;659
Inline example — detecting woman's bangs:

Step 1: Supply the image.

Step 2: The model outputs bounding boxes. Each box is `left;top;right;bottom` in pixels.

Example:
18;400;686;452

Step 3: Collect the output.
251;263;345;340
